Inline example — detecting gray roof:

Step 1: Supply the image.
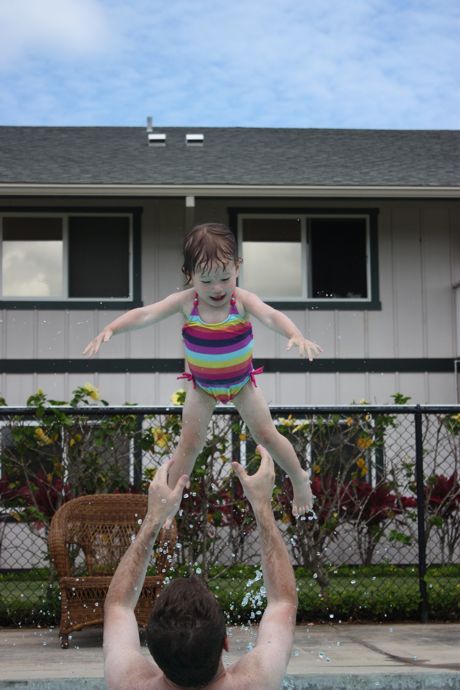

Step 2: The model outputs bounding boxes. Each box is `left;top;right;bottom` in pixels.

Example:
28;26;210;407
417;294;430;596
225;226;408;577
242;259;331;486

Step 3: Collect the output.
0;126;459;187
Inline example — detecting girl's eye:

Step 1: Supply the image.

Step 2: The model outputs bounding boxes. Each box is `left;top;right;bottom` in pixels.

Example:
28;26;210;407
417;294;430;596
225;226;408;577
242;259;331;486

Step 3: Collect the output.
221;277;230;282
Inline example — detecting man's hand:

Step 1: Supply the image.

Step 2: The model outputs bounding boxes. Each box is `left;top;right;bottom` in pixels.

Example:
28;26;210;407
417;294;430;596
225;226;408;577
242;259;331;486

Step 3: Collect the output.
147;458;189;525
287;335;322;361
232;445;275;510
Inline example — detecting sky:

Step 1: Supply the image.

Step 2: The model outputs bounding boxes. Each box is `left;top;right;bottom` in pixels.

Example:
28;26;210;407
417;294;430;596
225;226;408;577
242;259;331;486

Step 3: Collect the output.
0;0;459;130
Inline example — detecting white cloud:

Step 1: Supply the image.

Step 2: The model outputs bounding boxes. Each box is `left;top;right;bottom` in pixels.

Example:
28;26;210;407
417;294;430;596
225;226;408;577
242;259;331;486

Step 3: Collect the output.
0;0;115;69
0;0;458;128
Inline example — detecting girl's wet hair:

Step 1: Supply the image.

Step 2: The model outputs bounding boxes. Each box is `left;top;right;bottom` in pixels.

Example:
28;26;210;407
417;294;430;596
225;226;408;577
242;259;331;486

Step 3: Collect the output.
182;223;240;283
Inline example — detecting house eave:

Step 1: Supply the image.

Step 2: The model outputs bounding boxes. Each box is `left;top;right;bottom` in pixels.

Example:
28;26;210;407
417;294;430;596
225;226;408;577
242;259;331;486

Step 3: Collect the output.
0;184;459;198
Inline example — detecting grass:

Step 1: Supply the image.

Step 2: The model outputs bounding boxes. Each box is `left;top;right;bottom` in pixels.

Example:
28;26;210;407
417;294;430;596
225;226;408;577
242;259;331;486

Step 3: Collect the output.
1;565;459;626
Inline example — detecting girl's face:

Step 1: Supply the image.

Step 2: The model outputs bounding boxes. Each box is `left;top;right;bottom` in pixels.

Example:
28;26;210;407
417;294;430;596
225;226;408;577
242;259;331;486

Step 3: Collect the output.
191;261;239;308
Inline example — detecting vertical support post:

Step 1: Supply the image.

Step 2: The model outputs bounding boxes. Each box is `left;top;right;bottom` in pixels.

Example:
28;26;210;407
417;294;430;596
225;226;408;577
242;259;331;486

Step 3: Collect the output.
373;414;385;482
185;196;195;233
414;405;429;622
133;415;144;490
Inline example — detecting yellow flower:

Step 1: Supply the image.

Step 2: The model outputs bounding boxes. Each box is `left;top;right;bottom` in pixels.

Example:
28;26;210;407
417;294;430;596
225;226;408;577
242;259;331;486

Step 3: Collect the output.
170;389;186;406
34;427;53;446
356;457;368;476
82;382;100;400
278;415;295;427
312;464;321;474
239;432;247;441
151;428;170;448
450;413;460;423
345;417;354;427
357;436;373;450
69;433;82;447
293;421;309;433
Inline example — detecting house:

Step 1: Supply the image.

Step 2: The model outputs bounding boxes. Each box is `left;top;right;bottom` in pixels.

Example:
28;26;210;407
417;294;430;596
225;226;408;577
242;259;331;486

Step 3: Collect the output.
0;124;459;405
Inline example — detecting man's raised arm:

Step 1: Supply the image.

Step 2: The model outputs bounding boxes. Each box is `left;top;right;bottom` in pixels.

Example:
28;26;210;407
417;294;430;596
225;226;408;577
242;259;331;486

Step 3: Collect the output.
232;447;298;689
103;460;189;690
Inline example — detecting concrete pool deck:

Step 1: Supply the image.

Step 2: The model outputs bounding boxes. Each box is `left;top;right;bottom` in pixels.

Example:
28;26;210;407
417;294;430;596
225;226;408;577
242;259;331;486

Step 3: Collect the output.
0;623;459;689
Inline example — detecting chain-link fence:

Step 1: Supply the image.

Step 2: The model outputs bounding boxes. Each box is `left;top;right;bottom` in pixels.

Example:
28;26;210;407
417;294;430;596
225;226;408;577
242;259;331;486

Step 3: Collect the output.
1;392;459;625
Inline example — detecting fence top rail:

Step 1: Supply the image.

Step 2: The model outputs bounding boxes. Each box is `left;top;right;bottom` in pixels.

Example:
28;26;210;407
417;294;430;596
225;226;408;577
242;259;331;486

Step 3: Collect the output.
0;404;458;417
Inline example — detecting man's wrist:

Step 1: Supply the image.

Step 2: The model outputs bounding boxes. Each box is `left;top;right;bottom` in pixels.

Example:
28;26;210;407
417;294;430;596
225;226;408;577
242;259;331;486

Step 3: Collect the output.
251;501;275;523
140;513;164;537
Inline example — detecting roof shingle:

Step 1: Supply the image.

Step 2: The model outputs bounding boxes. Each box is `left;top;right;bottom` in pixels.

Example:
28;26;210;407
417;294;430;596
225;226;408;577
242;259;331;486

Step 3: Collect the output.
0;126;459;187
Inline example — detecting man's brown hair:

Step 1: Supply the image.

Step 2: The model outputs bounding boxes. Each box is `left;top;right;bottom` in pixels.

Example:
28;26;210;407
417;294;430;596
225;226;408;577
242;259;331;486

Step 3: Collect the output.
182;223;239;283
146;575;226;688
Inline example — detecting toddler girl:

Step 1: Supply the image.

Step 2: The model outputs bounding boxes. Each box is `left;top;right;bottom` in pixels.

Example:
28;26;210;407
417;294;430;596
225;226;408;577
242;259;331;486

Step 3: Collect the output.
84;223;322;515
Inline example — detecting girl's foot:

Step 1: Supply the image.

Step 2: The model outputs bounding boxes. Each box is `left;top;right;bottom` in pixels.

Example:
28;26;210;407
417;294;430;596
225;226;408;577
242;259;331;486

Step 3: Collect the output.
291;470;313;517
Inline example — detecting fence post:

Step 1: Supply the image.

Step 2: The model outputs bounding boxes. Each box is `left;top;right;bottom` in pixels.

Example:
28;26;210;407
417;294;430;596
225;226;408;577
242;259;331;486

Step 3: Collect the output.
414;405;429;622
133;415;144;490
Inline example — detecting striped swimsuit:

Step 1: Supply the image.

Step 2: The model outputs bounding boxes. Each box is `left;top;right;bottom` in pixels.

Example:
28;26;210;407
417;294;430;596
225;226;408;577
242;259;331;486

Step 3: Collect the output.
179;294;262;404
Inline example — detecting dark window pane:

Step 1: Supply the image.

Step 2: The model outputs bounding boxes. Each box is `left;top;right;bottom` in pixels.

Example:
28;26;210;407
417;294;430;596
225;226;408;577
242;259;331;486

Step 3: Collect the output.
3;217;62;240
68;217;130;298
242;218;300;242
310;218;367;299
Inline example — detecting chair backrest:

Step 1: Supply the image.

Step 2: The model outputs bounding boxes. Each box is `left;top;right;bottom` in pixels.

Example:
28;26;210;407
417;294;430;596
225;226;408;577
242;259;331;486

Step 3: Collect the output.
49;494;174;577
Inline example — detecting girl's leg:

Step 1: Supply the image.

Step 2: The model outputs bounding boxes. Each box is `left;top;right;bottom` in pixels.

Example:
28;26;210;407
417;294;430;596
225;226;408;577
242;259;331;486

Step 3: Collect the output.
233;383;313;516
167;385;216;488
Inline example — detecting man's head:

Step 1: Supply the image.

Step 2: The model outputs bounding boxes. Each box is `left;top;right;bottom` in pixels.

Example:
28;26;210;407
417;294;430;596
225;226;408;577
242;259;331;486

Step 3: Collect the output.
146;575;227;688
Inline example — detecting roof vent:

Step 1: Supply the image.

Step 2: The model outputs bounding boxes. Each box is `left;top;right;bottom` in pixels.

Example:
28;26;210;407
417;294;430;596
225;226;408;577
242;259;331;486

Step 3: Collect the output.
146;116;153;132
185;133;204;146
148;132;166;146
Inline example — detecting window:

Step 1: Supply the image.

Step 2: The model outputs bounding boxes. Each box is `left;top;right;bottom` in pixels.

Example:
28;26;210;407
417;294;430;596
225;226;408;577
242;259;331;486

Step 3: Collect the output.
0;209;141;308
235;209;379;309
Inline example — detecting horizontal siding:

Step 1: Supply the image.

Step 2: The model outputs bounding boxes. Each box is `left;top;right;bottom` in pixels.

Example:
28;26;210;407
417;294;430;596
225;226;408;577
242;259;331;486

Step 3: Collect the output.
0;196;458;404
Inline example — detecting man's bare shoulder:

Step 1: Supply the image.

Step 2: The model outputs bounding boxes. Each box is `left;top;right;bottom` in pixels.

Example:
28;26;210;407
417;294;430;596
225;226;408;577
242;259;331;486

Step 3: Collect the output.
206;654;282;690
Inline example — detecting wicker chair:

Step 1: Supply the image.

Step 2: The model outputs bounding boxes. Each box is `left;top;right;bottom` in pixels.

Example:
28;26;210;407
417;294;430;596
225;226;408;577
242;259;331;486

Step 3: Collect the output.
48;494;176;648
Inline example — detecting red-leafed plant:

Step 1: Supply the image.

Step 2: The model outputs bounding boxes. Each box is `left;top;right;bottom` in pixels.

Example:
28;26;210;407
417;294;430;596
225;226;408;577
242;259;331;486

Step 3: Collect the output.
425;472;460;564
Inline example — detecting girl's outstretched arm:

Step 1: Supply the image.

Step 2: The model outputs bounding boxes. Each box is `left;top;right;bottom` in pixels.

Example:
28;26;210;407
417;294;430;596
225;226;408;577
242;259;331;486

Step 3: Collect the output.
83;289;192;356
236;287;322;362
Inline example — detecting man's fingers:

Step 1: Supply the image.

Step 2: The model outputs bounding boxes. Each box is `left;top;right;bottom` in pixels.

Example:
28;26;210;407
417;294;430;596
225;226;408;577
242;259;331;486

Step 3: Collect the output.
232;461;247;482
256;445;274;467
174;473;189;496
153;458;174;485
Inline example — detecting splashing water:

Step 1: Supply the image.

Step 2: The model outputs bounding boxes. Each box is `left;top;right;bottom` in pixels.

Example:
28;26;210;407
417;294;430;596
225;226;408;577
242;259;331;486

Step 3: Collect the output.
241;570;266;612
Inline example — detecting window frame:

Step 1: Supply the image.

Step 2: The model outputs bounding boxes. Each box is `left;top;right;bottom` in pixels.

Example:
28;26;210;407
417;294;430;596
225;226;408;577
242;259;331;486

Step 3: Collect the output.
230;207;380;310
0;206;142;309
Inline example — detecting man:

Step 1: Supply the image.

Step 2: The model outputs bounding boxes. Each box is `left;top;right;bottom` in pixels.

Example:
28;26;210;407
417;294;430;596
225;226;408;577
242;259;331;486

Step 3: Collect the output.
104;446;298;690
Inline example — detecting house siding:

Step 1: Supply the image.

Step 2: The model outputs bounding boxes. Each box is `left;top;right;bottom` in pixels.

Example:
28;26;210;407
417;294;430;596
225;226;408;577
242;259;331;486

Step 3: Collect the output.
0;196;457;405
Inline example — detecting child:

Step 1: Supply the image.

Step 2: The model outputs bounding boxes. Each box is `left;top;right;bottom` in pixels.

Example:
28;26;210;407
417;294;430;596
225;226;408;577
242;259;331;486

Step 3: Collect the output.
84;223;322;515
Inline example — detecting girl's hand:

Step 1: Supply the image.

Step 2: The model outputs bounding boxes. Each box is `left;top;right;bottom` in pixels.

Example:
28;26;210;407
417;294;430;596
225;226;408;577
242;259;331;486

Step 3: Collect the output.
83;329;113;357
287;335;323;361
